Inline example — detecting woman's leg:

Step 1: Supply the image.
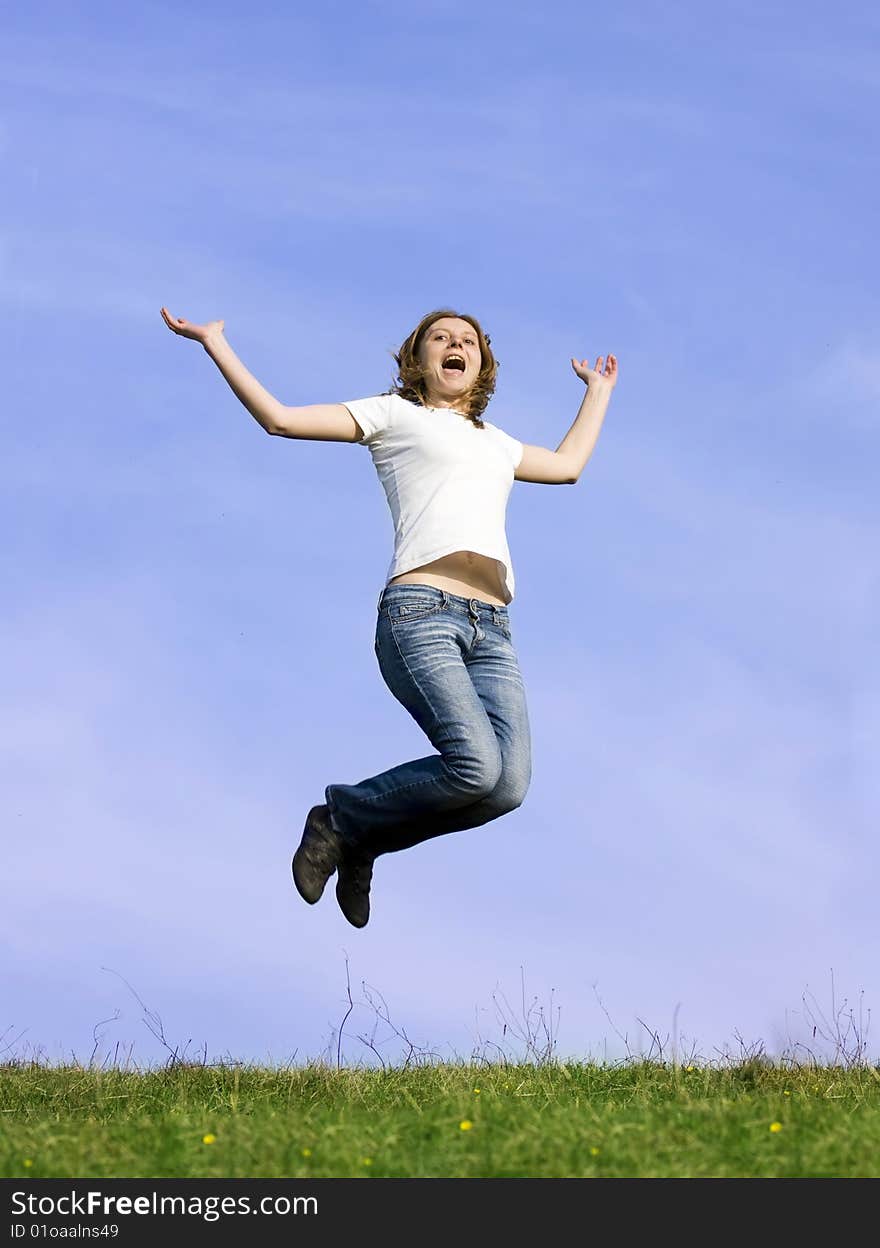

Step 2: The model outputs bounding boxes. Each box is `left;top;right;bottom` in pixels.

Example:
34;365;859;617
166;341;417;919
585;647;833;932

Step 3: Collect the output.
325;587;531;856
369;617;531;856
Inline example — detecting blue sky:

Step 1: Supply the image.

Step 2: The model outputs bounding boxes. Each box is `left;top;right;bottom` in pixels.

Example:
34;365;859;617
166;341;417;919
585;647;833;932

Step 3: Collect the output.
3;0;878;1069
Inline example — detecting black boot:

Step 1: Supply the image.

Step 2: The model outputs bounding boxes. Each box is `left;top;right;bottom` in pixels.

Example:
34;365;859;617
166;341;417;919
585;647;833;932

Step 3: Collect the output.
335;844;375;928
292;804;345;904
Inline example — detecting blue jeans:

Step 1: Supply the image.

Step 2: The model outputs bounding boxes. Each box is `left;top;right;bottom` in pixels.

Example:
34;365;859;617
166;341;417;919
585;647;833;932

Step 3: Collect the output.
325;584;532;857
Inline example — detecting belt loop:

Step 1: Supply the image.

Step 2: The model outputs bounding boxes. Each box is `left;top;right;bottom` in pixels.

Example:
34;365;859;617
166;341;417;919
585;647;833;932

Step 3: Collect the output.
377;588;384;611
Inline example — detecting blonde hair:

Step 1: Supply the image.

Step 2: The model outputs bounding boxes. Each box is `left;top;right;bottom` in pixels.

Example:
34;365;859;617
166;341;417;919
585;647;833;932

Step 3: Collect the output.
384;308;498;427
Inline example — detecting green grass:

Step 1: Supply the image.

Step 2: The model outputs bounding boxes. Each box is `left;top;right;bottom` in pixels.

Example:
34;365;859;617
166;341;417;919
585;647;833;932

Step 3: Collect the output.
3;1059;880;1178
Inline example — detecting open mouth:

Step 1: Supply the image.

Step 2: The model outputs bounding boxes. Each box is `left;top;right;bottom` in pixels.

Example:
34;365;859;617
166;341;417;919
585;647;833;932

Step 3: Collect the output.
442;354;466;374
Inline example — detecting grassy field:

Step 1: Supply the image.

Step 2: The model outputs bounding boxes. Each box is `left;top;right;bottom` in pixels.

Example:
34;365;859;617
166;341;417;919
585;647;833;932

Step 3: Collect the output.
2;1058;879;1178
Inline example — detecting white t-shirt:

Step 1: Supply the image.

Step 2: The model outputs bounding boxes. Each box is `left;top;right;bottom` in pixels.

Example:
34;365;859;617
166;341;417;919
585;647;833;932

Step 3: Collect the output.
343;393;524;604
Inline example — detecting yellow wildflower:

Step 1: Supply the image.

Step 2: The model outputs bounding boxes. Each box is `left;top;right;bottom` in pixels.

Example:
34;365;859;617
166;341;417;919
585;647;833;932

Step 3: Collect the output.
23;1159;33;1167
769;1122;783;1133
459;1120;473;1131
362;1157;373;1166
473;1088;481;1094
301;1147;312;1157
589;1147;600;1157
202;1133;216;1145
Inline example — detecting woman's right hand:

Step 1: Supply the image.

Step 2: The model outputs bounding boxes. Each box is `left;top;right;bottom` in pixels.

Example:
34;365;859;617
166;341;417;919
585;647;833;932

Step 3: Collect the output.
160;306;225;346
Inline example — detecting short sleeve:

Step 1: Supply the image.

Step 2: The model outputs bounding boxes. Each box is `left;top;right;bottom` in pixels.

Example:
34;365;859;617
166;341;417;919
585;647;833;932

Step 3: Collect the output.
342;394;395;444
491;425;524;471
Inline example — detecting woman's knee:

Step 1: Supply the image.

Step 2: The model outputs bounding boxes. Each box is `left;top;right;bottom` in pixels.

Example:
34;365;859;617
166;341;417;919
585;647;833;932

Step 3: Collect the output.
486;762;531;815
446;742;503;799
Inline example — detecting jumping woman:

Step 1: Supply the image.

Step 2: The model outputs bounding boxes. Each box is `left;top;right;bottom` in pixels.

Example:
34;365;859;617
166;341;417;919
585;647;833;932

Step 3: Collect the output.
160;305;617;928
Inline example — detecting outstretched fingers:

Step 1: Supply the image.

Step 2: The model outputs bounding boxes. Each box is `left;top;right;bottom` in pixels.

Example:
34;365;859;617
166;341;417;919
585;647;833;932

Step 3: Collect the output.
571;353;618;376
160;306;188;332
595;354;619;376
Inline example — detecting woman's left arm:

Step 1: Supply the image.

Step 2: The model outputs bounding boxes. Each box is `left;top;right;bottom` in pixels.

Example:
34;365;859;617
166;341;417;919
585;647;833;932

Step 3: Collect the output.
514;354;618;484
557;354;618;482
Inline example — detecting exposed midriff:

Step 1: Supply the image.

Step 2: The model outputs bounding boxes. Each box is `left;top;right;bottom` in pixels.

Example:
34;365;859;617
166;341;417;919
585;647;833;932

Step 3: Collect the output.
387;549;508;606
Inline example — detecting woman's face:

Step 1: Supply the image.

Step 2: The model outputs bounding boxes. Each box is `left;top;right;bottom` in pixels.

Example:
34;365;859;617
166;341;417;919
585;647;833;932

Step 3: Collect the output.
417;317;482;408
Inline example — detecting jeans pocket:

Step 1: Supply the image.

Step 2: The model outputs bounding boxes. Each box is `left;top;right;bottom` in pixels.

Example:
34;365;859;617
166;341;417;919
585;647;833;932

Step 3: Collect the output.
386;595;447;623
390;607;447;629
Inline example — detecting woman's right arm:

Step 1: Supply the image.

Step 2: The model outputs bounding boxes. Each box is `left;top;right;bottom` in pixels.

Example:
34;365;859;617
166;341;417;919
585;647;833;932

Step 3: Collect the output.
160;308;364;442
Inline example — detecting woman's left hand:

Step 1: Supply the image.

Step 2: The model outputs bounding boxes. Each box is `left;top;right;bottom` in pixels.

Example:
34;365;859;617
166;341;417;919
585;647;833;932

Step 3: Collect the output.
571;353;618;390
